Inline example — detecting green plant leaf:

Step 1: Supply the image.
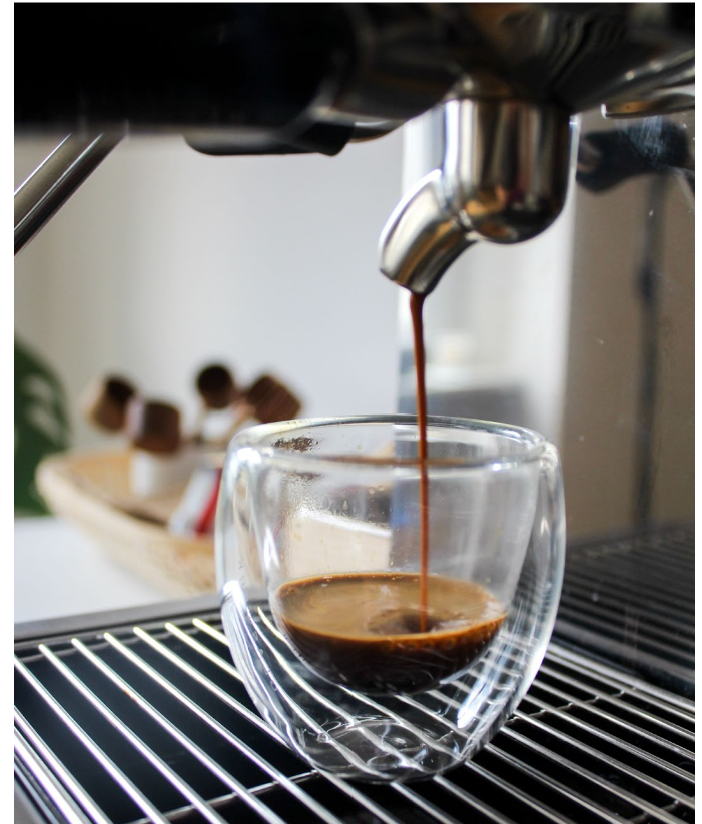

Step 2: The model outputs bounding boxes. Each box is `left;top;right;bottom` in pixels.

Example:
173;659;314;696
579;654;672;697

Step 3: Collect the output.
15;338;71;515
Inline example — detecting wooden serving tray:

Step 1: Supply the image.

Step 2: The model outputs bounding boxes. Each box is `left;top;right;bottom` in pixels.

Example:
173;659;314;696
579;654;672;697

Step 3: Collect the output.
36;451;216;598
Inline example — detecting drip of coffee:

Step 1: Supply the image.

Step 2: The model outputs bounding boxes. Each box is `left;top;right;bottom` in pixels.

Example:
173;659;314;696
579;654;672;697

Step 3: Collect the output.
410;292;430;629
275;572;506;694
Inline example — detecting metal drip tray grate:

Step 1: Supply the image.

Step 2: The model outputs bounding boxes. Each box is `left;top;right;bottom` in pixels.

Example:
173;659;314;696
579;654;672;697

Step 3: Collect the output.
555;524;695;698
15;600;694;824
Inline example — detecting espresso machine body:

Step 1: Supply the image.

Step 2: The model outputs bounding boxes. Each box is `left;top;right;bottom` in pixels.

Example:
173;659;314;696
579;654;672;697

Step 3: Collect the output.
16;4;694;133
16;3;694;250
14;4;694;822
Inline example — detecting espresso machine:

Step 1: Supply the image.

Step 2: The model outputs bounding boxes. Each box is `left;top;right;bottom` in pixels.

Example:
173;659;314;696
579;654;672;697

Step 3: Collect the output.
15;4;694;253
15;5;694;823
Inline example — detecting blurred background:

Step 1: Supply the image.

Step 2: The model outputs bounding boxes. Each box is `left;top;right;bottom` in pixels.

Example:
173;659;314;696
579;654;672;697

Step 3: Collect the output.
14;108;694;622
14;130;404;446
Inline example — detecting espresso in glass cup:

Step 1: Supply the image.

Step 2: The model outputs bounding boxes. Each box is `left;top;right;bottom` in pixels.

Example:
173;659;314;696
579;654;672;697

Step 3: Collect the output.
216;415;564;782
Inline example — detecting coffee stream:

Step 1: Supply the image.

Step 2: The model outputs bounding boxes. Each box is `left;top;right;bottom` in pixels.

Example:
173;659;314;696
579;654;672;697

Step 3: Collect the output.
409;292;430;632
274;289;506;694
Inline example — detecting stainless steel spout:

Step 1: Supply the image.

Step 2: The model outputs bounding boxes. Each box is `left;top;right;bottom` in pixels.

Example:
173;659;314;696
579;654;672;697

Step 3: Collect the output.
379;170;476;296
380;97;573;294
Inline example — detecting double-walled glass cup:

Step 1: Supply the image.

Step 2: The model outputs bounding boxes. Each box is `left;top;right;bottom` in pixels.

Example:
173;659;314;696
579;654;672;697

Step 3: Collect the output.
216;416;565;782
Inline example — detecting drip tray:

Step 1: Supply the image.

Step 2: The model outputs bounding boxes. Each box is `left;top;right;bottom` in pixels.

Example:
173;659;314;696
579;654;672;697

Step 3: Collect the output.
555;524;695;698
15;582;694;824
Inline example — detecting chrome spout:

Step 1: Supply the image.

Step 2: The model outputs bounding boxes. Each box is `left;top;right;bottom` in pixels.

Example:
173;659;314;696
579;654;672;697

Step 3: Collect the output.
379;170;476;295
380;97;573;294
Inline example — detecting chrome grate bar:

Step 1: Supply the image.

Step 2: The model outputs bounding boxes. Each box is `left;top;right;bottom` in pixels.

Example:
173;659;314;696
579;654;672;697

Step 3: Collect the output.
15;727;101;824
555;525;695;697
523;678;694;764
456;759;581;824
72;637;336;824
15;710;117;824
392;783;466;824
479;742;637;824
15;601;694;824
426;669;692;821
126;623;412;822
34;645;240;824
500;721;690;823
535;663;694;742
557;604;693;659
557;579;695;635
433;774;554;824
14;656;172;824
545;646;694;715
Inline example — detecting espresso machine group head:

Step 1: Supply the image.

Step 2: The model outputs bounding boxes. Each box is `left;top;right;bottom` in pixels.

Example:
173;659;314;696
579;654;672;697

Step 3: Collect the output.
15;3;694;285
379;95;573;294
378;3;694;294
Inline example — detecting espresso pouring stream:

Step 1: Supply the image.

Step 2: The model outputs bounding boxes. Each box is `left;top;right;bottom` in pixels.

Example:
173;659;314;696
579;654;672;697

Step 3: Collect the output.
410;292;430;631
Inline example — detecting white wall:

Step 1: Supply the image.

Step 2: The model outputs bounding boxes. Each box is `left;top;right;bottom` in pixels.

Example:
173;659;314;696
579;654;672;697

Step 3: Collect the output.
15;132;405;449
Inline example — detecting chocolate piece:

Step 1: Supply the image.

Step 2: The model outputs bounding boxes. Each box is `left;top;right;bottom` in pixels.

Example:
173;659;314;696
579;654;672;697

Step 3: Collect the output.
126;397;181;454
82;375;137;432
195;363;238;409
245;374;301;424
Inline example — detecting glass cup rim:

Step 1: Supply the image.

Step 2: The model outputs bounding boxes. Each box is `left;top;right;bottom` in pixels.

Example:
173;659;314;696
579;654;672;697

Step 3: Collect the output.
227;414;549;471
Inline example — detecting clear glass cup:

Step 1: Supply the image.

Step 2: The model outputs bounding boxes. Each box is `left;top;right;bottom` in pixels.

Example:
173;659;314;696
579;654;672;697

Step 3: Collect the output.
216;415;565;782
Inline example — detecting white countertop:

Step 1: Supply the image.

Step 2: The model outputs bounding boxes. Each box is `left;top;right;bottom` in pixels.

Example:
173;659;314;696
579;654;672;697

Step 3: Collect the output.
14;517;169;625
